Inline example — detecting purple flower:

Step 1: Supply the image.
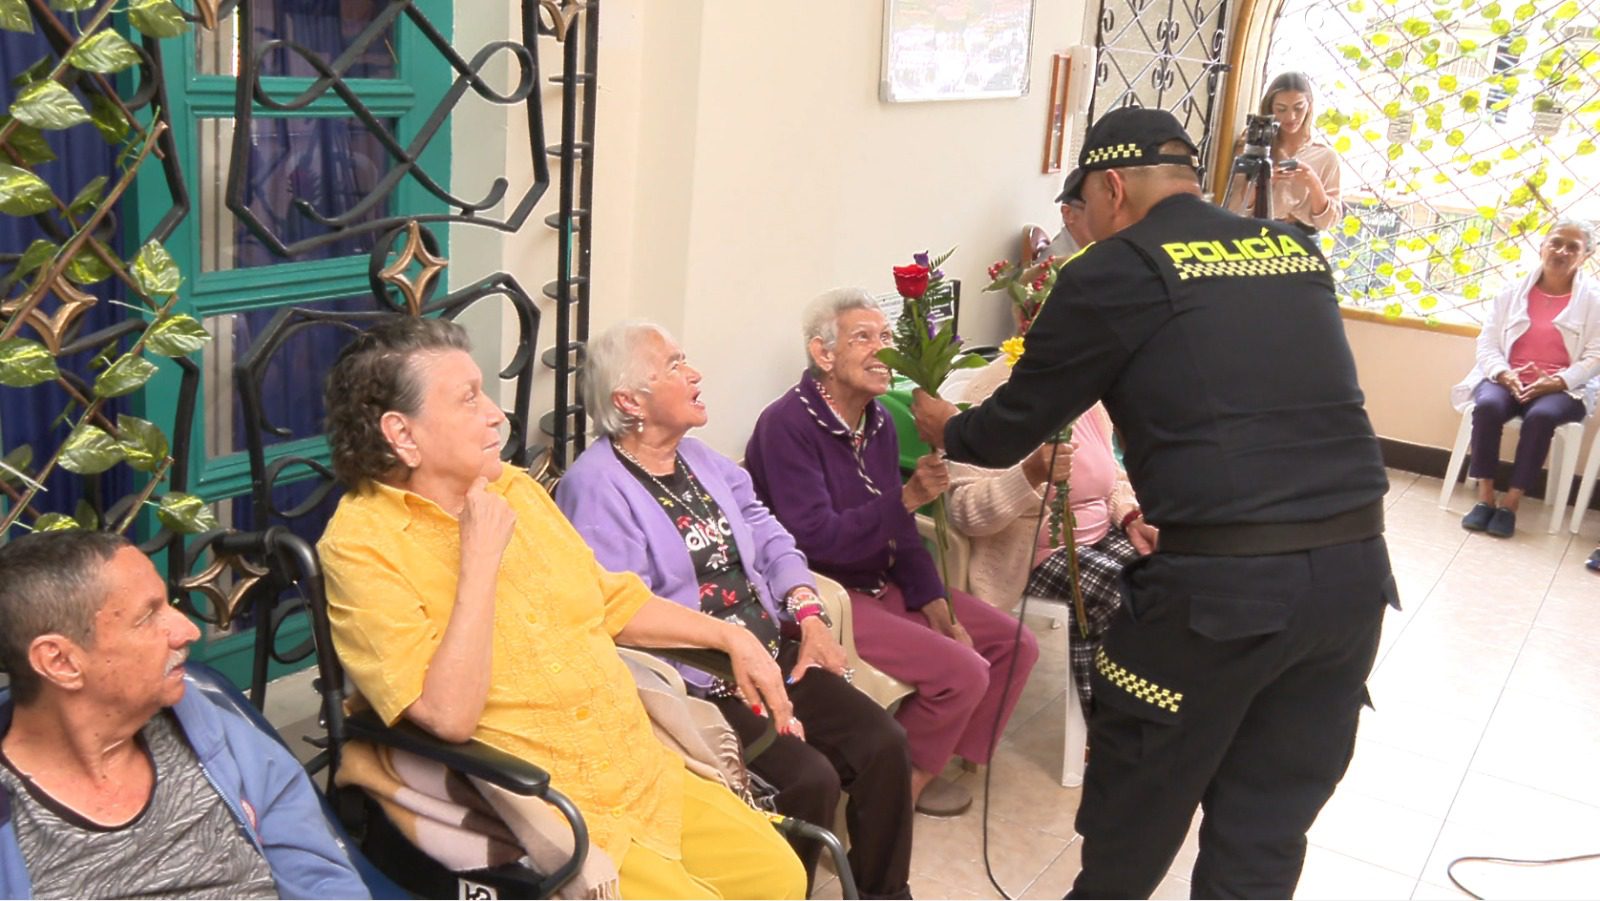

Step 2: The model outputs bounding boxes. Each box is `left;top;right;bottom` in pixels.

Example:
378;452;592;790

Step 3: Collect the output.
914;251;930;268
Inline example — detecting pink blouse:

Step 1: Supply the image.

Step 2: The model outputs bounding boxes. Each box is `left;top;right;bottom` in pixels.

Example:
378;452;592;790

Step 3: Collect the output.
1508;285;1572;384
1034;408;1118;562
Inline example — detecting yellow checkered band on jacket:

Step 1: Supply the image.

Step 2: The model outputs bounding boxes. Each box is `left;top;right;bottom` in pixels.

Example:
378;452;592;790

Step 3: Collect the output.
1083;143;1143;165
1095;647;1184;713
1161;231;1328;282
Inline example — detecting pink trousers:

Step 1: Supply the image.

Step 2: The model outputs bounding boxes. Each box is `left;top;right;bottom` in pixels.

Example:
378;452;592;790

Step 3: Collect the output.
848;584;1040;774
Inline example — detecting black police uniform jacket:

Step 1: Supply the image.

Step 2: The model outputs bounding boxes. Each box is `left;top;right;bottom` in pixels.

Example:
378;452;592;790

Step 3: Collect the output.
945;192;1389;528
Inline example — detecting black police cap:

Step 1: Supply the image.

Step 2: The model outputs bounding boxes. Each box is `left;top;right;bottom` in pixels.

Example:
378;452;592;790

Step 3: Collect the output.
1056;107;1201;202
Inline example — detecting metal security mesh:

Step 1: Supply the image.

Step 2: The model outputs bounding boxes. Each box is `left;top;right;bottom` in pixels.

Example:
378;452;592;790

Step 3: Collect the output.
1090;0;1233;178
1266;0;1600;325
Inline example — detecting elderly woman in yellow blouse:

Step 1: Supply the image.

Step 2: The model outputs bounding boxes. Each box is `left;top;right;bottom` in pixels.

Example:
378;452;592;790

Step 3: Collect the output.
316;316;805;901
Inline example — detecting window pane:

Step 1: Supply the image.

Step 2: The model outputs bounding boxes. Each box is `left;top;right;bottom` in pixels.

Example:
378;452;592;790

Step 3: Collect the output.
202;295;374;459
196;0;398;78
198;116;396;271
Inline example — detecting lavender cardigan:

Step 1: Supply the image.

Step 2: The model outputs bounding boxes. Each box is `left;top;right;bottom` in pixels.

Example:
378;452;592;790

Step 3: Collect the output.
555;435;816;690
745;373;945;611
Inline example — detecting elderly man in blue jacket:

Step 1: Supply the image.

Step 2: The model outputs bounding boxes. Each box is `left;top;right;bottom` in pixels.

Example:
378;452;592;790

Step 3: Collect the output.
0;530;368;900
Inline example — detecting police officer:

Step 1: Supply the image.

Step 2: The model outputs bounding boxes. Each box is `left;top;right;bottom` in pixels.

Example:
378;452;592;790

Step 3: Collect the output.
912;108;1397;899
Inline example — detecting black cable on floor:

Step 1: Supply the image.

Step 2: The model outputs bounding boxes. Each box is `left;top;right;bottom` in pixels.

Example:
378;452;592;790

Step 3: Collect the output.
979;439;1066;901
1446;850;1600;899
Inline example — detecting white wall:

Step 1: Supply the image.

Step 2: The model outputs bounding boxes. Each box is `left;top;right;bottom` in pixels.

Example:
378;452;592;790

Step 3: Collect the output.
591;0;1091;455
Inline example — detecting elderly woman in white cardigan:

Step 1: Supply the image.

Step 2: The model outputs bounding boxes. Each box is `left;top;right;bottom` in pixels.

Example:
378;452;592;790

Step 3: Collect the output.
944;356;1157;711
1451;218;1600;537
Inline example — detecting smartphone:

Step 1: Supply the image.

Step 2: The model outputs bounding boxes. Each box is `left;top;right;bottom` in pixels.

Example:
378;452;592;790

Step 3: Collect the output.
1276;158;1300;171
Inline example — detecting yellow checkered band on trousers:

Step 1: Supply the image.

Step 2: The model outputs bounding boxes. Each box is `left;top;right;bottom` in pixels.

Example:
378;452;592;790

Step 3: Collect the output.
1083;143;1143;165
1095;647;1184;713
1174;255;1329;281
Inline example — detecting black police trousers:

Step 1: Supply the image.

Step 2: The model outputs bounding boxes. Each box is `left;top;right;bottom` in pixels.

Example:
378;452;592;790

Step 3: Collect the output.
1067;536;1396;900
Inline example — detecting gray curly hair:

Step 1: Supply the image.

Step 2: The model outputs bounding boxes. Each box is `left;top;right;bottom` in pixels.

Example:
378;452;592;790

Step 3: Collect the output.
583;320;676;438
1548;217;1596;252
802;287;878;377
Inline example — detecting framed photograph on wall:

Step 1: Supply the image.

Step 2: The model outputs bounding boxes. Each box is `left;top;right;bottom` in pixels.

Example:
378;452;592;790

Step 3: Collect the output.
880;0;1036;103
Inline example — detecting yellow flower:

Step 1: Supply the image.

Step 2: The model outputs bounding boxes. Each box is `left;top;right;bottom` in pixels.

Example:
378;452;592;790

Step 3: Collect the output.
1001;336;1026;366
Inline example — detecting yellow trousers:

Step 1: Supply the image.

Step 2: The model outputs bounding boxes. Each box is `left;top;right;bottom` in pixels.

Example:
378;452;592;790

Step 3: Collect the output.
618;772;807;900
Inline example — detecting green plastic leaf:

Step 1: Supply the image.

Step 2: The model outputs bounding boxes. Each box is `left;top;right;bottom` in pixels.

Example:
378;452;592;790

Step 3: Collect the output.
59;423;124;474
5;238;56;288
66;174;106;217
144;314;210;357
1387;143;1404;160
0;162;53;215
130;240;181;298
0;0;29;33
0;444;34;486
116;414;169;472
128;0;191;38
64;244;113;285
0;117;55;165
93;352;157;398
87;94;129;143
72;498;98;530
1576;139;1595;155
1439;74;1458;92
1445;129;1465;147
10;80;90;131
1470;160;1492;175
0;337;58;387
1513;2;1534;20
157;493;219;534
33;513;80;532
68;30;141;75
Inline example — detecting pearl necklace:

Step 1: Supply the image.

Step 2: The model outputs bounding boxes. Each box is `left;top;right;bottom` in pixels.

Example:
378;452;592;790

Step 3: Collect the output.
614;444;731;559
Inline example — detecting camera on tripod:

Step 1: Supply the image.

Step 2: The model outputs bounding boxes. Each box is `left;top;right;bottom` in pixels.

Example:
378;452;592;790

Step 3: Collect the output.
1222;114;1281;219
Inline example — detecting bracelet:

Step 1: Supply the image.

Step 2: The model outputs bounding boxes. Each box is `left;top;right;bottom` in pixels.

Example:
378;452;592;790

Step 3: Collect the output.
784;587;819;616
792;603;824;623
1119;509;1143;530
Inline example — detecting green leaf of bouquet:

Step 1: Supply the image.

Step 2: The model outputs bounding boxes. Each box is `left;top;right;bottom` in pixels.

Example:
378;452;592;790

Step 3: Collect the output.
157;492;220;534
116;414;169;472
128;0;190;38
59;423;124;474
0;0;30;33
10;80;89;131
0;162;53;215
68;30;141;74
144;313;210;357
33;512;80;532
93;352;157;398
0;337;59;387
0;117;55;165
87;94;130;143
875;347;928;390
131;239;181;299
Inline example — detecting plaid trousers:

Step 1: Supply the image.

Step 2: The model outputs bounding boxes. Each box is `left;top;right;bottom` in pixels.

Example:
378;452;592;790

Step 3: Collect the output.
1023;528;1141;708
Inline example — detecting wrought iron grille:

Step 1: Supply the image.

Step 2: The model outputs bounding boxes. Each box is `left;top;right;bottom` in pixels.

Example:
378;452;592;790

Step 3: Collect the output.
1088;0;1233;177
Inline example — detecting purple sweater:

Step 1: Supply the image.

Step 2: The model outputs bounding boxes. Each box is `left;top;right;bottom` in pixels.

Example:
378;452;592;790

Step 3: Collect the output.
746;373;945;611
555;435;815;689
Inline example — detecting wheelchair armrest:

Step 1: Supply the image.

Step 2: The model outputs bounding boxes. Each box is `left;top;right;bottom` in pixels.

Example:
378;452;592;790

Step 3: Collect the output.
640;646;737;682
344;709;550;796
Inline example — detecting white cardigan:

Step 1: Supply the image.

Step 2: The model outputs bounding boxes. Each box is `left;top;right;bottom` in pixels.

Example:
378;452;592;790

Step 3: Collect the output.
1451;268;1600;416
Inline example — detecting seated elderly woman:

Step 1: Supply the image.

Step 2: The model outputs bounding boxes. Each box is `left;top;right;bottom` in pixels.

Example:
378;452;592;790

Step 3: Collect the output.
1451;218;1599;537
746;288;1040;818
554;321;914;899
945;356;1158;714
317;316;805;900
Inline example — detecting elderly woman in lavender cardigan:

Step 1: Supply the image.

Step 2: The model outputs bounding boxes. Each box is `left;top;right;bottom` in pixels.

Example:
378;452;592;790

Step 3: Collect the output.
555;322;914;900
747;288;1040;819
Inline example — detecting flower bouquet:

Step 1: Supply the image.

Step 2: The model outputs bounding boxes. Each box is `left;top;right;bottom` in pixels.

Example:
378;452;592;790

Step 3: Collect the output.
875;249;987;600
984;253;1071;333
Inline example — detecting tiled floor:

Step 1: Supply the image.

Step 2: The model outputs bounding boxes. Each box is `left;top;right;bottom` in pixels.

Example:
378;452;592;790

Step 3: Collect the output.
266;468;1600;899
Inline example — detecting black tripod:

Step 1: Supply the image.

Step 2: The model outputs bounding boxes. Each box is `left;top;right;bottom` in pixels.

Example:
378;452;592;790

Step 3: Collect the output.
1221;114;1280;219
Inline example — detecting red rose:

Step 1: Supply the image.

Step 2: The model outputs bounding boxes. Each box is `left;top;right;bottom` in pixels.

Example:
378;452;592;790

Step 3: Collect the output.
894;263;931;299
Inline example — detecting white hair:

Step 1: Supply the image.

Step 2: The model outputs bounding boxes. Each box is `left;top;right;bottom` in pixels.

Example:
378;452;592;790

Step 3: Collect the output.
583;320;674;438
1548;217;1596;252
802;287;878;376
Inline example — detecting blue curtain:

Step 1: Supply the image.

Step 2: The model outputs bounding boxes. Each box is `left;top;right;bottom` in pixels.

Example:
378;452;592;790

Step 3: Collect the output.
0;28;132;536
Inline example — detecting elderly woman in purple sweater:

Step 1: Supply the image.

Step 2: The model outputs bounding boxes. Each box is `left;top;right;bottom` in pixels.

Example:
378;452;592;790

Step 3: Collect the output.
747;288;1040;819
555;321;914;900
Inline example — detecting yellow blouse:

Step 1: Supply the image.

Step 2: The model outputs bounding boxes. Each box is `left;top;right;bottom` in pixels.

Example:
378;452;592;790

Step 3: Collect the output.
318;467;685;861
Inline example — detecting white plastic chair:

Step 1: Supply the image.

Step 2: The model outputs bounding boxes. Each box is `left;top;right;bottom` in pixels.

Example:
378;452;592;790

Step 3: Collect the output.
1568;424;1600;535
1437;405;1585;533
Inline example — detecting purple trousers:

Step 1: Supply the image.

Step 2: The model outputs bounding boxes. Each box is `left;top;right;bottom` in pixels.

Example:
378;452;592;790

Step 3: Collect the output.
1469;380;1585;491
848;584;1040;774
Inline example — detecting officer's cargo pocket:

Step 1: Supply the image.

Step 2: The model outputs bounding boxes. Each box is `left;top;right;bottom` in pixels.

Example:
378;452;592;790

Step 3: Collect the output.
1188;592;1291;642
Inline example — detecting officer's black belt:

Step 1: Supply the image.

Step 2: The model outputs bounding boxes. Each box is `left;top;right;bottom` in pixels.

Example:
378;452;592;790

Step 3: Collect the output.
1156;501;1384;557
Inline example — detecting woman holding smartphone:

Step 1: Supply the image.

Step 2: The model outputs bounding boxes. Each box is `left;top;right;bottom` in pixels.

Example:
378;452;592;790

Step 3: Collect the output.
1225;72;1342;233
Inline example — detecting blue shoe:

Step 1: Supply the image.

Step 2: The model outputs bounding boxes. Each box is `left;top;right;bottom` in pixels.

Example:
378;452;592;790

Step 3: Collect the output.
1461;502;1495;531
1587;548;1600;573
1486;507;1516;538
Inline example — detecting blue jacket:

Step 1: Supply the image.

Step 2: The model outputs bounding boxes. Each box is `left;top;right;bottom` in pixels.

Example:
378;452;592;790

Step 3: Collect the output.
0;676;371;900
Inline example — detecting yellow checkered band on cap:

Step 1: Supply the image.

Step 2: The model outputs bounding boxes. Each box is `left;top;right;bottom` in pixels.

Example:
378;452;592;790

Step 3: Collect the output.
1174;256;1329;281
1095;647;1184;713
1083;143;1143;166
